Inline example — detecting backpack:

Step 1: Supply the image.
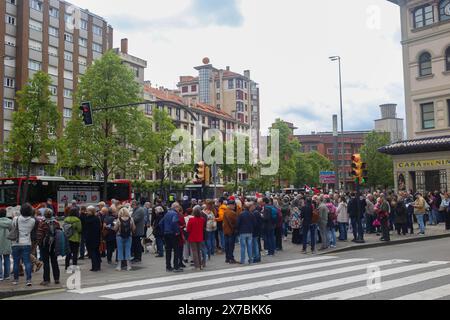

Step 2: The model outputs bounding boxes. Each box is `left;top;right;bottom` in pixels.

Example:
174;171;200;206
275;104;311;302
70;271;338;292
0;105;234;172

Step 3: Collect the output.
43;220;58;248
312;207;320;224
54;229;69;257
63;222;75;239
290;212;302;229
269;206;278;224
120;218;131;238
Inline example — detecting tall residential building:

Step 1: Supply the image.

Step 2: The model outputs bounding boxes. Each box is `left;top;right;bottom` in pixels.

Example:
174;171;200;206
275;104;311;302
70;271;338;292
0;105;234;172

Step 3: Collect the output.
177;58;260;154
113;38;147;86
380;0;450;193
374;103;404;143
1;0;113;146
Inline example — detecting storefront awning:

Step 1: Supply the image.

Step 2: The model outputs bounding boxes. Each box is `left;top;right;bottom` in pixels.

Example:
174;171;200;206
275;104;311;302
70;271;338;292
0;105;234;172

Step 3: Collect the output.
378;135;450;155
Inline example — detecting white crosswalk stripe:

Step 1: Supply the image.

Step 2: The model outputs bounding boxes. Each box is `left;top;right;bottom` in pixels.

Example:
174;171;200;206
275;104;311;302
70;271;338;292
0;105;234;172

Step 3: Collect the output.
65;255;450;300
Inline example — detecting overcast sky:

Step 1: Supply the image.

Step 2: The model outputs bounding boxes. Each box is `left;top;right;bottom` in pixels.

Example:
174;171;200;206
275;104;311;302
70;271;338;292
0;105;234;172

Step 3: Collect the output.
69;0;404;135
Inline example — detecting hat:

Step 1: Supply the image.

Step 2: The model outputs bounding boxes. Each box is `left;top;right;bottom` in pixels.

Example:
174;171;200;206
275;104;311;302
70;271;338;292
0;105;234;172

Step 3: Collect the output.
228;196;236;201
227;200;236;205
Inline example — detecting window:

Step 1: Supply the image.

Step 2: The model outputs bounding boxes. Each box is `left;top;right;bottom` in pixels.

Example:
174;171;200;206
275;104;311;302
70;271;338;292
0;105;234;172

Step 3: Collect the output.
49;7;59;18
414;5;434;28
144;104;152;115
439;0;450;22
48;66;58;76
182;86;188;93
421;102;435;129
78;56;87;66
7;0;16;4
5;35;16;47
49;85;57;96
30;0;43;12
4;77;15;88
63;108;72;118
236;101;244;112
92;43;102;53
93;25;103;36
3;99;14;110
48;46;58;57
80;19;88;30
64;51;73;61
29;19;42;32
64;14;73;25
216;93;220;100
202;116;206;124
5;15;16;25
216;80;220;89
63;88;72;98
446;47;450;71
79;37;87;47
64;33;73;43
228;79;234;89
236;90;244;100
49;26;58;37
184;111;188;120
419;52;432;76
64;70;73;80
191;85;197;92
28;60;41;71
29;39;42;52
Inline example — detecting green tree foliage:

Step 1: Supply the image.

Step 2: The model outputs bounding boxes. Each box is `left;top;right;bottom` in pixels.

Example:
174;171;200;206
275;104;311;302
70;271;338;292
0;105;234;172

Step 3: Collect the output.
5;71;59;203
294;151;334;187
360;131;394;189
60;50;151;200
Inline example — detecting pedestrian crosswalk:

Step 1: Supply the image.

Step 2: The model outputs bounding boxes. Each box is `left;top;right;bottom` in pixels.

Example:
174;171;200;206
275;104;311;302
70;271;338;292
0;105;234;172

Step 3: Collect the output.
69;255;450;300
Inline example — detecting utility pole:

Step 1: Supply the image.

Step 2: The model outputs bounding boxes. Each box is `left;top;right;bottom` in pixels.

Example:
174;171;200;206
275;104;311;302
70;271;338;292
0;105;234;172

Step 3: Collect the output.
333;115;339;192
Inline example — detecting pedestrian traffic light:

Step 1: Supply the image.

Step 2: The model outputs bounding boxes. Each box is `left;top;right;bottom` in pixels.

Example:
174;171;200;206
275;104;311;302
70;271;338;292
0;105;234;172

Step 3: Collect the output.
351;153;363;183
361;162;368;184
194;161;205;184
80;102;93;126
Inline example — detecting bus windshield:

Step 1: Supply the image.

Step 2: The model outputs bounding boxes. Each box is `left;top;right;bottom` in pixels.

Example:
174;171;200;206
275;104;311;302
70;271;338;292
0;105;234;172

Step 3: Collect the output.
0;186;18;206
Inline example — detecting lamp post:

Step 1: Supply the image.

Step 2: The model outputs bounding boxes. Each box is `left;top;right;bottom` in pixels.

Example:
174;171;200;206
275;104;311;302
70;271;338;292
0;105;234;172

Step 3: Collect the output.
329;56;345;192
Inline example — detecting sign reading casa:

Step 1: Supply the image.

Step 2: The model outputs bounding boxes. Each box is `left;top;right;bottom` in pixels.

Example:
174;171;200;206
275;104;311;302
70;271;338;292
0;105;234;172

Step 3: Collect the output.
397;159;450;169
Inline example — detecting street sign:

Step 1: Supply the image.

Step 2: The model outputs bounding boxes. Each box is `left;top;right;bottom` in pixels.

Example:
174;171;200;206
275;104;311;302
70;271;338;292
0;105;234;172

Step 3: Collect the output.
320;171;336;184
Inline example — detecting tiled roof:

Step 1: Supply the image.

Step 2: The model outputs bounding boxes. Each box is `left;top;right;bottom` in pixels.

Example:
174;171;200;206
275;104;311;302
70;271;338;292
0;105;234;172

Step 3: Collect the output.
144;86;184;105
378;135;450;155
193;102;234;121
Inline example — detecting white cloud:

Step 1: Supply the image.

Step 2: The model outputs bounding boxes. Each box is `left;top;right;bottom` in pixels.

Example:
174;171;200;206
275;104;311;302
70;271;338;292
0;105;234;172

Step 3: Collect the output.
69;0;405;135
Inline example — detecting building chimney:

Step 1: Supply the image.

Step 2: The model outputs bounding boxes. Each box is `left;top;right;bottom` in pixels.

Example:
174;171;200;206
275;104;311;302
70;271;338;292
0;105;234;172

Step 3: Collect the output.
121;38;128;54
244;70;250;79
226;66;230;71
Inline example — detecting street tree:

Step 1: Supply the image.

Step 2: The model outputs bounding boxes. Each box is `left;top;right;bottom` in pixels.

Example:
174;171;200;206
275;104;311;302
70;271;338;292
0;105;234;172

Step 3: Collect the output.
360;131;394;189
5;71;60;203
60;50;150;200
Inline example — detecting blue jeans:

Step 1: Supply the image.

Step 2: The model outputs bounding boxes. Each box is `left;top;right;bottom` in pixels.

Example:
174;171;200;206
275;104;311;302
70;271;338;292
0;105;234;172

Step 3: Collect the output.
239;233;253;264
155;235;164;257
351;218;364;240
338;223;348;240
252;236;261;262
200;242;208;264
303;224;317;251
12;245;32;281
218;229;225;249
282;222;289;237
79;235;86;258
0;254;11;279
116;236;132;261
264;229;276;255
416;214;425;234
224;235;236;262
429;209;438;225
328;226;336;246
206;231;216;257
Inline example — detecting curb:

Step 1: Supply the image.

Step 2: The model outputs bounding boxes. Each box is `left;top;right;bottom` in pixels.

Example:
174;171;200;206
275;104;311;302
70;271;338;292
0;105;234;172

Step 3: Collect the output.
320;233;450;255
0;288;63;300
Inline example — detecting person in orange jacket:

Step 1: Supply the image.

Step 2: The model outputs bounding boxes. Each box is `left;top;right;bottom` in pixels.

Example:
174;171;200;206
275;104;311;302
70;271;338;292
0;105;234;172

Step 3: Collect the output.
215;198;227;253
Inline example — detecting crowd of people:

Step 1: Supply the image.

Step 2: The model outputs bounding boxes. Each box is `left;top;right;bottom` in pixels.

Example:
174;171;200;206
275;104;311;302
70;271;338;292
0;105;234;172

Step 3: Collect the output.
0;189;449;286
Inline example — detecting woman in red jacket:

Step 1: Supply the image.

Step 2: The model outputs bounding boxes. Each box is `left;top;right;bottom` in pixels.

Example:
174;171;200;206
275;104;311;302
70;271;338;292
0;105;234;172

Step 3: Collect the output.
187;206;206;271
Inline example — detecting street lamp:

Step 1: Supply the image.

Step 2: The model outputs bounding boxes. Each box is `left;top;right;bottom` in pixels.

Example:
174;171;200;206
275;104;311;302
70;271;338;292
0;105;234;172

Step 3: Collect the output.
329;55;345;192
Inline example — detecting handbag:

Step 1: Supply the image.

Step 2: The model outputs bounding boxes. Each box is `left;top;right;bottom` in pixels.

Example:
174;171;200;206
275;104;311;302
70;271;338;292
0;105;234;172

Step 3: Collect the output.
373;219;381;228
7;218;19;242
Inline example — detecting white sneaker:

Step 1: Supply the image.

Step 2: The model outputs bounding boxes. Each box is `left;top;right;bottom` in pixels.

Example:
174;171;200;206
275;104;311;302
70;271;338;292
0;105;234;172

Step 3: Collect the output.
126;265;132;271
115;265;122;271
66;266;74;274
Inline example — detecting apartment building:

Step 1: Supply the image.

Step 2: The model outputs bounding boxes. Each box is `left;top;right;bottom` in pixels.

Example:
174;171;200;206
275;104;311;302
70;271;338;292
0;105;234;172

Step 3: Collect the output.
381;0;450;193
113;38;147;86
1;0;113;144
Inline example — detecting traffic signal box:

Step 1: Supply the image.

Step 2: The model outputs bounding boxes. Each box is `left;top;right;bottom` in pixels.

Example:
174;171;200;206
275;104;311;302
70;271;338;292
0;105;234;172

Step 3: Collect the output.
351;154;368;184
80;102;93;126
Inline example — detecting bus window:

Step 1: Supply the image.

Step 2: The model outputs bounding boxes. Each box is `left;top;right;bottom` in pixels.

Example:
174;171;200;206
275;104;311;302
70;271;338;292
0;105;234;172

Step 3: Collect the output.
0;186;19;206
108;183;131;202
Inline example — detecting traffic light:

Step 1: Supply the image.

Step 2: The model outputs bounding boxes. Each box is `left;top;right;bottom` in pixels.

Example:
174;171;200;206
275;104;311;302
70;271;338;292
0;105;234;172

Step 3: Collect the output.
361;162;368;184
80;102;93;126
194;161;205;184
351;154;363;184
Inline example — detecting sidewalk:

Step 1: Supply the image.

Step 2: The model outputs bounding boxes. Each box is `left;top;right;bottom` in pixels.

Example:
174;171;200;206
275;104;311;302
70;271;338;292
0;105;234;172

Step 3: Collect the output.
2;223;449;299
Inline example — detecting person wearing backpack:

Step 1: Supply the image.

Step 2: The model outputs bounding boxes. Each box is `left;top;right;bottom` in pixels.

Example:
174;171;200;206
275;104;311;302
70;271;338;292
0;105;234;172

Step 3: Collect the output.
11;203;36;286
262;198;276;257
289;206;302;245
114;207;136;271
85;206;102;272
64;208;82;272
36;209;61;286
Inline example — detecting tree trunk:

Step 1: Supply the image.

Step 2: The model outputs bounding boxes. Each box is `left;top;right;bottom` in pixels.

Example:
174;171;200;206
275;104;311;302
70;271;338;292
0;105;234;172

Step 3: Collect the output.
159;156;165;200
102;163;108;201
21;159;33;205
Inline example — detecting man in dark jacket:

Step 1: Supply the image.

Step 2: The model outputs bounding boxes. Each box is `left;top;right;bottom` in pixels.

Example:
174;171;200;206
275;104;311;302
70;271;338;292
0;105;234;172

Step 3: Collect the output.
131;200;145;263
159;203;183;272
236;202;256;264
348;193;364;243
262;198;276;256
251;201;264;263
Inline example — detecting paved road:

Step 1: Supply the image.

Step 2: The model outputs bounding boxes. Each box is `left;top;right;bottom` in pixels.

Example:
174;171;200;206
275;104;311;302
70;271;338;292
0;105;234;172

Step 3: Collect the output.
9;238;450;300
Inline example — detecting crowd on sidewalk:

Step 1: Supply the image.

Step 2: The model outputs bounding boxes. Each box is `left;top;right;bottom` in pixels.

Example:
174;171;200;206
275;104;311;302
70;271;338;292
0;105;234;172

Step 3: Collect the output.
0;189;449;286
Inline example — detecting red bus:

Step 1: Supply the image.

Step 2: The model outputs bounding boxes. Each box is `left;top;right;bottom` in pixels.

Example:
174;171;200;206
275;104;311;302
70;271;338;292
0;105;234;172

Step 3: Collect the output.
0;176;132;214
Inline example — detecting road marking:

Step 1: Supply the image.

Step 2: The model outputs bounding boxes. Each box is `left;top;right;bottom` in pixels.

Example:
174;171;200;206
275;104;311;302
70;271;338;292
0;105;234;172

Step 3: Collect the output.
393;284;450;300
239;261;447;300
310;265;450;300
156;259;405;301
100;258;368;300
72;256;336;294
